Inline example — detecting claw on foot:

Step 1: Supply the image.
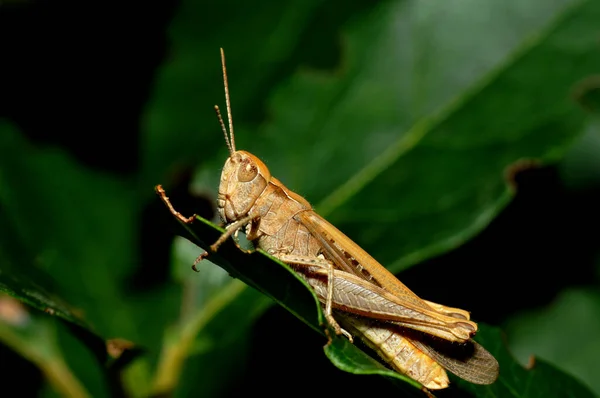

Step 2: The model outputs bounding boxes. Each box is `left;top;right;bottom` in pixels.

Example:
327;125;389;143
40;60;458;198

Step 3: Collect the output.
191;251;209;272
323;326;354;345
341;329;354;344
323;315;354;344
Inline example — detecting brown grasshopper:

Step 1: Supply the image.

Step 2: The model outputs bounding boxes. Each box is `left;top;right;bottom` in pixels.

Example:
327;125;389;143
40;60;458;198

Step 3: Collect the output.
156;48;499;390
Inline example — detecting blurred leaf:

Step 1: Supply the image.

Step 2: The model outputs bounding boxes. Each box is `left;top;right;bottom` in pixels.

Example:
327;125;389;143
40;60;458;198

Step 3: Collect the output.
171;254;272;398
152;238;274;397
0;123;139;339
504;288;600;396
0;294;108;398
0;209;86;329
0;121;176;394
0;120;183;349
559;118;600;190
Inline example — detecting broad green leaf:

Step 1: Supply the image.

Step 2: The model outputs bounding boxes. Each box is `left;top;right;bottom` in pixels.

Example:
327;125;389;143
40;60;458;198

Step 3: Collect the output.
146;0;600;273
270;0;599;272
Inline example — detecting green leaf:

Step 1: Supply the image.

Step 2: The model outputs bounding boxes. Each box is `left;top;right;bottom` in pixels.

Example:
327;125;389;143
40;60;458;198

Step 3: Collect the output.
0;120;182;344
160;213;325;334
0;211;86;329
323;337;423;395
273;0;600;272
0;123;139;339
147;0;600;273
0;294;109;398
0;121;175;393
504;288;600;396
559;118;600;190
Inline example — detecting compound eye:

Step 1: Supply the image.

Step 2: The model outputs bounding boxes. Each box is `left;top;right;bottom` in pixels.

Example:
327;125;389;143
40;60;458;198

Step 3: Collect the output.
238;159;258;182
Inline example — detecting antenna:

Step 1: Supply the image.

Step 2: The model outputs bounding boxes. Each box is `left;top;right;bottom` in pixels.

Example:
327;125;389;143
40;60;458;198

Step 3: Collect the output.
214;105;231;155
215;47;236;155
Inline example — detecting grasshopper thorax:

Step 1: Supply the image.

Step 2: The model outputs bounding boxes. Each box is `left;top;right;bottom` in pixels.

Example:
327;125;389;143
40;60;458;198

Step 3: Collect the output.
217;150;271;223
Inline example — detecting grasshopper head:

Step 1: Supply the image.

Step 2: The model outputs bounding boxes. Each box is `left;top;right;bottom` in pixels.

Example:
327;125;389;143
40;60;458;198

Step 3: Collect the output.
213;48;272;223
217;150;271;223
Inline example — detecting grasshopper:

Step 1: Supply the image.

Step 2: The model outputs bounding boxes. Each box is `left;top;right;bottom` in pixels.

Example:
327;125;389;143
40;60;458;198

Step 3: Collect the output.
156;48;499;390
